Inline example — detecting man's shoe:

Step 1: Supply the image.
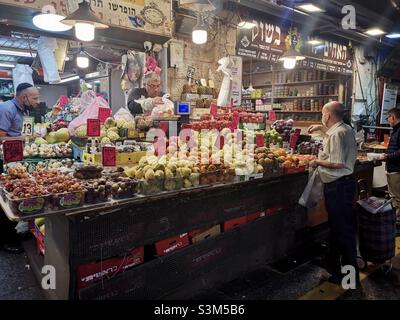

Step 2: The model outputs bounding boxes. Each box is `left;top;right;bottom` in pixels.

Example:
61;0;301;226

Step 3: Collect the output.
3;242;24;254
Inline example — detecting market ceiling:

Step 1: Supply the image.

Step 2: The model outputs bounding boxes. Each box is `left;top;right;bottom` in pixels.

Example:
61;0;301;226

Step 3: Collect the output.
226;0;400;47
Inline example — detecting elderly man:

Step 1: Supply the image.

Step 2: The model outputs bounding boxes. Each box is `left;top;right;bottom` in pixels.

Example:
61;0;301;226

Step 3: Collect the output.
0;83;40;253
308;101;359;286
381;108;400;223
127;72;164;117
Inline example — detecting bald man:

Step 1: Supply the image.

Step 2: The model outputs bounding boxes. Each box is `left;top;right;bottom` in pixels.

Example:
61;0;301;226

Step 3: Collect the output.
308;101;359;287
0;83;40;137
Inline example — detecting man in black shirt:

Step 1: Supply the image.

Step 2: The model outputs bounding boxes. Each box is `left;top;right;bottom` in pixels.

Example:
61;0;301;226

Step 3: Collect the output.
127;72;163;117
382;108;400;222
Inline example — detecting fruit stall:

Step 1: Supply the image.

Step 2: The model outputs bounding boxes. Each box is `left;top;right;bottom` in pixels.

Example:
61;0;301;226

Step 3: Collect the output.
0;91;379;300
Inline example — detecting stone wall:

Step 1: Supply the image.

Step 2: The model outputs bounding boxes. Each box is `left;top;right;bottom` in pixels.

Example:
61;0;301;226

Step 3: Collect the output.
167;23;237;101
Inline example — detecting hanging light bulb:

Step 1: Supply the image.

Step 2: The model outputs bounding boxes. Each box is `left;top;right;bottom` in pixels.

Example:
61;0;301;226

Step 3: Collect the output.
76;49;89;68
61;0;108;42
74;22;95;42
283;58;297;69
192;13;208;45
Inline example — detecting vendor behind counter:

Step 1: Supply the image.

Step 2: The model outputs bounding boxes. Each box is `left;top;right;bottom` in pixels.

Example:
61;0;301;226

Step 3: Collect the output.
127;72;164;117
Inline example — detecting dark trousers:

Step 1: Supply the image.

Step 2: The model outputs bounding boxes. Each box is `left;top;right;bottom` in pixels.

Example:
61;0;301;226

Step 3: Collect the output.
324;175;359;278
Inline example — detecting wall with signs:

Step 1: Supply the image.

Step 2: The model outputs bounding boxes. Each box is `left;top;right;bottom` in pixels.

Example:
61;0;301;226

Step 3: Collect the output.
236;18;353;75
0;0;172;36
167;24;237;101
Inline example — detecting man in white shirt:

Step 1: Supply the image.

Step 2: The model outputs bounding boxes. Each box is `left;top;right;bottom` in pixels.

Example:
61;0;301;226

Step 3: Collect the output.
308;101;359;286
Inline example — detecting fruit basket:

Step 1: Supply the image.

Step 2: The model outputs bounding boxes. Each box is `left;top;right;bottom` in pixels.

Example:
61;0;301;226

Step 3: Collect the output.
164;176;183;191
5;192;50;216
84;180;112;204
50;190;86;210
138;178;164;195
110;177;138;199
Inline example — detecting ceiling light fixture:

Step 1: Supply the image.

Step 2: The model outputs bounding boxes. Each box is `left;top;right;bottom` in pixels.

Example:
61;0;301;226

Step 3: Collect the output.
0;49;36;58
386;33;400;39
0;62;16;68
33;13;72;32
61;0;108;42
365;28;386;36
76;47;89;69
192;13;208;45
307;39;323;45
238;21;257;29
59;75;80;83
296;3;325;13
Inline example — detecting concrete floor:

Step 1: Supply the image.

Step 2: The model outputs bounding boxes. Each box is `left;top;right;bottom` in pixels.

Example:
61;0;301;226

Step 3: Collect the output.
1;240;400;300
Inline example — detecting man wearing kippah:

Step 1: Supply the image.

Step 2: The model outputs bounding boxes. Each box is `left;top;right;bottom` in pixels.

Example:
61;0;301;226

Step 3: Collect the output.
0;83;40;137
0;83;40;253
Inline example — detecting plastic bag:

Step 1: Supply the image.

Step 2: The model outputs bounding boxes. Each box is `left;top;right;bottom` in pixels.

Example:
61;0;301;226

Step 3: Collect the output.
12;64;34;91
151;94;174;118
114;107;135;122
68;90;110;136
299;169;323;208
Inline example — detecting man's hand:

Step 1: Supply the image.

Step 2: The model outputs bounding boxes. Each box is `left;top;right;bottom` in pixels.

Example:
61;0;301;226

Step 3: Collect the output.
308;124;323;134
309;160;319;169
379;153;388;161
152;97;163;105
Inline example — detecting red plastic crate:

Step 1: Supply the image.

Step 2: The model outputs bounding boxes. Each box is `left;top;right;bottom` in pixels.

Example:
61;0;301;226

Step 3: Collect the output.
189;225;221;244
247;211;266;223
223;216;248;232
283;165;306;175
154;233;190;256
76;246;144;290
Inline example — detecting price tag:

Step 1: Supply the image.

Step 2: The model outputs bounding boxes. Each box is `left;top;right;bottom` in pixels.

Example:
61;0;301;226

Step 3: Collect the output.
269;111;276;122
3;140;24;163
210;104;218;117
289;129;301;149
87;119;101;137
98;107;112;123
200;78;207;87
209;80;215;89
256;134;265;147
102;146;116;167
22;116;34;136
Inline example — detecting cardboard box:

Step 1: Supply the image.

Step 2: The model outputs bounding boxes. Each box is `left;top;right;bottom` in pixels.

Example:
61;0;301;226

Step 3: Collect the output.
247;211;266;223
76;246;144;290
154;233;190;256
189;225;221;244
223;216;248;232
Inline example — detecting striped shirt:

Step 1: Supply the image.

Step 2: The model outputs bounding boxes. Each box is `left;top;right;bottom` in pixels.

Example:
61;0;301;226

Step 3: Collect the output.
318;121;357;183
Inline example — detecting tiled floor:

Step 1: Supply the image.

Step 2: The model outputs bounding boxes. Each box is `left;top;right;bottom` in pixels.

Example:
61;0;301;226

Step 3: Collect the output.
1;243;400;300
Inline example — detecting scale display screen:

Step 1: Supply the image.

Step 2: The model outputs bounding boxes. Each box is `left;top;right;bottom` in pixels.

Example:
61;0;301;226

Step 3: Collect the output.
177;102;190;115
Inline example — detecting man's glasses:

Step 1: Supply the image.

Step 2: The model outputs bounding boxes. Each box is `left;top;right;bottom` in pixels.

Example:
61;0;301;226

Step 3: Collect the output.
147;83;161;89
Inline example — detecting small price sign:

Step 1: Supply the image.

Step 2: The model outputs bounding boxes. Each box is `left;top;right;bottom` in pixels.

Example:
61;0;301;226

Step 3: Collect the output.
22;116;34;136
210;104;218;117
256;134;265;147
87;119;101;137
98;107;112;123
289;129;301;149
232;111;240;127
3;140;24;163
102;146;116;167
269;111;276;122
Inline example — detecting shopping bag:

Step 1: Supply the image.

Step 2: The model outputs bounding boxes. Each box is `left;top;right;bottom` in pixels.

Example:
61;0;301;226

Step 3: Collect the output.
299;169;323;208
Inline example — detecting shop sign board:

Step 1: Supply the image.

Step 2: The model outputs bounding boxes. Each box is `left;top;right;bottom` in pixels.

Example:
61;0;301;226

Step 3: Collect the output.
380;83;398;125
237;19;353;74
0;0;172;37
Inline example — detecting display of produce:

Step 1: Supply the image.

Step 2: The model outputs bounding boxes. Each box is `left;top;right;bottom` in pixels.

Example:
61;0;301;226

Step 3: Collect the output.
271;119;294;142
73;165;103;180
297;140;323;155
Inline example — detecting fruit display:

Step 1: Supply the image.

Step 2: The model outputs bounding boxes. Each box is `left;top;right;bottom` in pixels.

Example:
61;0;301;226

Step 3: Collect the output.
239;112;264;124
73;165;103;180
109;176;138;199
24;143;72;158
271;119;294;142
297;141;323;155
3;165;30;180
3;178;47;197
84;178;112;203
135;115;153;131
264;128;283;146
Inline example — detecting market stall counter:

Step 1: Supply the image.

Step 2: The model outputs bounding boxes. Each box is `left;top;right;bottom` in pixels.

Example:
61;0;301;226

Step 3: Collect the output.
2;171;310;300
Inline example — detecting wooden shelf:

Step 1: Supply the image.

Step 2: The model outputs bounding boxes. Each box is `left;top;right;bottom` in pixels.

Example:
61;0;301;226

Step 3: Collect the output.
242;97;272;100
274;95;338;99
295;121;321;126
274;79;339;86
